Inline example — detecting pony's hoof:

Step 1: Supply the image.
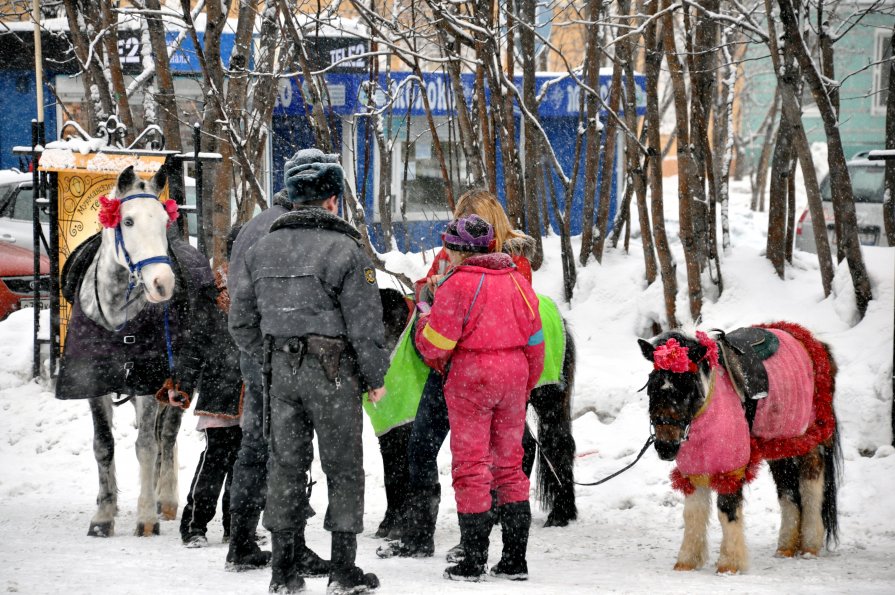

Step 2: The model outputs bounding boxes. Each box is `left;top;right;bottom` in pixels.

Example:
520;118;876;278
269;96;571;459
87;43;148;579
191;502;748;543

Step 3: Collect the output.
135;522;160;537
158;502;178;521
673;562;697;571
716;564;741;575
88;521;114;537
799;548;819;558
775;548;798;558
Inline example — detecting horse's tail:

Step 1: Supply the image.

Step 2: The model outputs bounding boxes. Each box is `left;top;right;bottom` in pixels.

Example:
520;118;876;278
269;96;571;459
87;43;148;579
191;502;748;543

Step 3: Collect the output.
821;343;842;549
533;319;577;525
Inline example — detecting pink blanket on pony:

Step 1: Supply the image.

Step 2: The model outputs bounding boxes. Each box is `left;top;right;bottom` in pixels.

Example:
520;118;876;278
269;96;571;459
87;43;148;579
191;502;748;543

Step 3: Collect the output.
752;329;815;439
672;323;834;495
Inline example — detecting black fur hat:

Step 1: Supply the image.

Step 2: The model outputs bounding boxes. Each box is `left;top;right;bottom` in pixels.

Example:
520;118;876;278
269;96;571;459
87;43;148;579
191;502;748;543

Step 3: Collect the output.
284;148;344;203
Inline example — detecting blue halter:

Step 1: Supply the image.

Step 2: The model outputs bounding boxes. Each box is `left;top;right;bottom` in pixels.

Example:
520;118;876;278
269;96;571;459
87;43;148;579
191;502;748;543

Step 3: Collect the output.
112;192;177;378
114;192;174;301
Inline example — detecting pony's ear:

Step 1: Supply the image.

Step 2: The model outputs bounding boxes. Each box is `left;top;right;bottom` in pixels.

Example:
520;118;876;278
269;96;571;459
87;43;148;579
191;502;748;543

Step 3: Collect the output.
116;165;137;194
689;343;707;364
638;338;655;361
148;165;168;195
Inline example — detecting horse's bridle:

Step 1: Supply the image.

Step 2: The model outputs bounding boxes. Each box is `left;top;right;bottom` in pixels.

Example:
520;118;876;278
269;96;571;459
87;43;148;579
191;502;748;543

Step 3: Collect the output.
95;192;174;331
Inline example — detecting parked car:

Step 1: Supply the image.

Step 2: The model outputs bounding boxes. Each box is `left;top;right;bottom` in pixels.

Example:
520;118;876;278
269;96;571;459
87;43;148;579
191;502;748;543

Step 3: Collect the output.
795;156;890;253
0;240;50;321
0;169;49;255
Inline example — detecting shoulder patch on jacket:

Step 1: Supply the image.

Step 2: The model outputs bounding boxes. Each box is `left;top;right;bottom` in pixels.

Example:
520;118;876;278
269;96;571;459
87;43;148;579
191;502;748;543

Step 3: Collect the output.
364;267;376;285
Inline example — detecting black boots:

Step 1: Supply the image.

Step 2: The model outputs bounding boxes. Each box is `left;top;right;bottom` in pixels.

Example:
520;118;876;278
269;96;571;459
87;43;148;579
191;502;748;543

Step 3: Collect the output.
226;514;272;571
489;501;531;581
374;480;406;541
444;511;492;582
269;530;332;593
376;484;440;558
327;532;379;595
269;532;305;594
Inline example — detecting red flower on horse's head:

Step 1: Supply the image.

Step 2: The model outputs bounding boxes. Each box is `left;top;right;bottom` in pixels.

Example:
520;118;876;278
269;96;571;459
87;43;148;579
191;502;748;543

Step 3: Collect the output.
164;199;180;227
653;338;695;373
98;195;121;228
695;331;720;369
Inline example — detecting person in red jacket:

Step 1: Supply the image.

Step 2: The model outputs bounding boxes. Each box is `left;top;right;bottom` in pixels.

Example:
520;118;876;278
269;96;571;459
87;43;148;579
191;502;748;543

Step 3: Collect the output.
414;188;534;302
414;214;545;582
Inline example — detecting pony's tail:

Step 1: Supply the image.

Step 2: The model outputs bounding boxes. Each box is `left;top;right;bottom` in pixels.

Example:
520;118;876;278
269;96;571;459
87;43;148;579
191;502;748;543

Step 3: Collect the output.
533;320;577;525
822;419;842;549
822;343;841;549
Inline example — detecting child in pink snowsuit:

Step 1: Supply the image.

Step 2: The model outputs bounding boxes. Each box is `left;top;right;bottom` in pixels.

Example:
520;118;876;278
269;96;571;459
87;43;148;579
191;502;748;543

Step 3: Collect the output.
414;214;544;582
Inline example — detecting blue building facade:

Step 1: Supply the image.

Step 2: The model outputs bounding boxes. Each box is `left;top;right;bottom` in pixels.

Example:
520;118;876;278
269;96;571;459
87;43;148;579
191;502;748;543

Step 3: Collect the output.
271;70;646;252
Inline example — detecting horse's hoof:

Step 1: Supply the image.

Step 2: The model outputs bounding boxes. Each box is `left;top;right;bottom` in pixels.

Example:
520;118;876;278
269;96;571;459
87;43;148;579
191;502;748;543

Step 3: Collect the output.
158;503;178;521
673;562;697;571
87;521;114;537
799;548;819;558
543;515;570;528
135;522;160;537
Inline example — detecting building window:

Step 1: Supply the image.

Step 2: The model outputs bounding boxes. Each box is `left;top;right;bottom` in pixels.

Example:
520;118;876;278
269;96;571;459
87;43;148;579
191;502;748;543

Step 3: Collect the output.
397;139;464;219
874;30;893;113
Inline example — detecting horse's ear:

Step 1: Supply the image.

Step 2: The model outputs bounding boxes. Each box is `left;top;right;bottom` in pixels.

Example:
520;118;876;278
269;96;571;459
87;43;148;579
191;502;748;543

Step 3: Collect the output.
148;165;168;195
638;338;655;361
116;165;137;194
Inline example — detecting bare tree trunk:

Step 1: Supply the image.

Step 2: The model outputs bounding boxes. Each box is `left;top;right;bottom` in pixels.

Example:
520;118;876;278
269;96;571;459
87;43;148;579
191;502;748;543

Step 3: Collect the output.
440;31;486;189
778;0;872;317
685;0;718;271
61;0;113;130
519;0;544;267
143;0;182;152
884;27;895;247
579;0;604;265
752;89;780;212
279;0;334;152
785;156;797;263
613;0;656;283
664;0;702;321
592;58;622;262
645;1;678;328
767;96;795;278
99;0;134;142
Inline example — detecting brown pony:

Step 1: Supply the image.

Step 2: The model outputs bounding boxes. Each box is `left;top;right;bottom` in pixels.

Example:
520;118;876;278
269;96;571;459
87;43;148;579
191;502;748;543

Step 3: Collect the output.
638;322;841;574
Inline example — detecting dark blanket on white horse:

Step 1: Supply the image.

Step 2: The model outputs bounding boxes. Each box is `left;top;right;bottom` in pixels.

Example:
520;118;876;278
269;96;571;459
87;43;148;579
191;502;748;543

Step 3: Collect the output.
56;234;243;417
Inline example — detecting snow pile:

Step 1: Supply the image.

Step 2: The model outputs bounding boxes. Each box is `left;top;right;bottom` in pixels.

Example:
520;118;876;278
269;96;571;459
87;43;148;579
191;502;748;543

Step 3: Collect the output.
0;177;893;593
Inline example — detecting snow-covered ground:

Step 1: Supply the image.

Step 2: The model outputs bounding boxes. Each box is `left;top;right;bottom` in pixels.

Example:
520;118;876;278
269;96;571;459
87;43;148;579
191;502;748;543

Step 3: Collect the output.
1;178;893;594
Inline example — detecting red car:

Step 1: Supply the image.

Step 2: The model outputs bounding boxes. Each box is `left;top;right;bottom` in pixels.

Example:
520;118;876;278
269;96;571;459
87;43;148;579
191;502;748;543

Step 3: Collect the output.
0;240;50;321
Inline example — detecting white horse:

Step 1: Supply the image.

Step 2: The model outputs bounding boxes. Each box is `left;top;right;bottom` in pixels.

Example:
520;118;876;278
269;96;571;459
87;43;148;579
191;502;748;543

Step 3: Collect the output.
62;165;182;537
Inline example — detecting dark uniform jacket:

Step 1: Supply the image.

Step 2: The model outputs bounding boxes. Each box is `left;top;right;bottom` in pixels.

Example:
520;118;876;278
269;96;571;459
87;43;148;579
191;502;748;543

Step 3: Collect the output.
227;190;290;305
57;232;242;416
228;206;389;390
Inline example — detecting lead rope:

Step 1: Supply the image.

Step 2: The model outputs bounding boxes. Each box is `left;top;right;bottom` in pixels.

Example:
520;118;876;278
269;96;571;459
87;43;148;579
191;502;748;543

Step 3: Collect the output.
530;432;656;488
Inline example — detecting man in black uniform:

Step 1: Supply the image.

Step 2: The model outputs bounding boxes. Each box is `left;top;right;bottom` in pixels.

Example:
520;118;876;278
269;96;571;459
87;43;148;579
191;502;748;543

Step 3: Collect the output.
225;188;329;577
229;149;388;594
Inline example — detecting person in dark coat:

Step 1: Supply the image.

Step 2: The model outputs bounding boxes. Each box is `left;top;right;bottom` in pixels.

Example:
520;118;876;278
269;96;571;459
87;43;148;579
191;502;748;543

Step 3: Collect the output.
229;148;389;595
223;189;327;574
178;226;245;547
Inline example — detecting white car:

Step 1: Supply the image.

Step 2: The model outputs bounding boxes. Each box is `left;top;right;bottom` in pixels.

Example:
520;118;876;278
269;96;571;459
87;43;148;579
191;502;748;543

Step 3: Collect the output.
795;155;890;253
0;169;49;255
